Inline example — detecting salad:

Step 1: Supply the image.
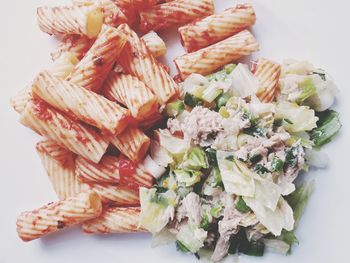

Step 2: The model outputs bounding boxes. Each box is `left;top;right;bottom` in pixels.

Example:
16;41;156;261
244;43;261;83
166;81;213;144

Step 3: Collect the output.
139;60;341;262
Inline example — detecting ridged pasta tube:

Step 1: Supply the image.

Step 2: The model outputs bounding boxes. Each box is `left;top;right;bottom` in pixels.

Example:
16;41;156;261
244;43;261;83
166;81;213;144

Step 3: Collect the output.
32;71;130;134
139;0;214;33
66;24;128;92
16;191;102;241
179;4;256;52
36;140;90;200
76;155;154;187
252;58;281;103
82;207;146;233
20;98;109;163
119;24;179;104
174;30;259;80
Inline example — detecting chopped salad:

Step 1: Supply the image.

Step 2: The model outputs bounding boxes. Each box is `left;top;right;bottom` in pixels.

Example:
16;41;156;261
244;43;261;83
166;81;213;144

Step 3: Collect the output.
139;60;341;262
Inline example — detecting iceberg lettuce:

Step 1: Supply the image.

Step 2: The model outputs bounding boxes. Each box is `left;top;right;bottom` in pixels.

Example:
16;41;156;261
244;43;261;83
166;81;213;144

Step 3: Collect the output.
139;188;177;234
243;196;294;236
275;102;318;132
176;223;207;253
216;151;255;197
155;129;190;155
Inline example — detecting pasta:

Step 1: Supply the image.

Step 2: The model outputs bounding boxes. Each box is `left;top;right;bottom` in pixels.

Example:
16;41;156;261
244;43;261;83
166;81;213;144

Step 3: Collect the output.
20;98;109;163
49;52;79;79
119;24;179;104
37;5;104;38
51;29;166;62
174;30;259;80
82;206;146;234
179;4;256;52
139;0;214;33
252;58;281;103
72;0;128;27
36;140;90;200
66;24;128;92
36;139;75;166
108;127;151;162
16;191;102;242
10;87;32;114
51;35;95;61
76;155;154;188
32;71;130;134
102;72;158;120
89;183;140;205
141;31;167;58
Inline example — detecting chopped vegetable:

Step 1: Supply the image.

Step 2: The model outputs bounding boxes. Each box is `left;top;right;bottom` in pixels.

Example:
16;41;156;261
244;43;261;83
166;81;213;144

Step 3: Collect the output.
236;196;250;213
205;148;218;167
296;78;317;105
271;158;284;172
206;63;236;82
181;147;208;170
228;63;259;98
219;106;230;118
249;154;262;164
202;83;222;103
176;240;191;253
286;180;315;226
176;224;207;253
184;92;203;107
215;92;231;110
174;169;202;187
309;109;341;147
275;102;318;132
165;100;184;117
139;188;177;234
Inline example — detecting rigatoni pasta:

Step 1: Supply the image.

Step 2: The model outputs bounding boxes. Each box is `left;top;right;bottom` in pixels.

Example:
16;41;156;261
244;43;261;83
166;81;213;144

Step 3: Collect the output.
32;71;130;134
141;31;167;58
36;139;75;166
174;30;259;80
252;58;281;103
49;52;79;79
119;24;179;104
108;127;151;163
67;24;127;92
51;35;94;61
82;207;145;234
37;5;104;38
20;98;109;163
89;183;140;205
16;191;102;242
36;140;90;200
179;4;256;52
102;72;158;120
10;87;32;114
76;155;154;188
139;0;214;33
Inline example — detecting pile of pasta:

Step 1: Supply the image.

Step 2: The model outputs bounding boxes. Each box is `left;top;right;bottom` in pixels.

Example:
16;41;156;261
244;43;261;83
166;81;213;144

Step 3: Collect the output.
10;0;270;242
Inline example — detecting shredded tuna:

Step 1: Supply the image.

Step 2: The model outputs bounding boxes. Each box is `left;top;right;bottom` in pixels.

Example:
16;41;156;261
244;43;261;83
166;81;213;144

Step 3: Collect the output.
168;106;224;147
281;143;305;183
211;194;242;262
235;132;290;161
176;192;202;225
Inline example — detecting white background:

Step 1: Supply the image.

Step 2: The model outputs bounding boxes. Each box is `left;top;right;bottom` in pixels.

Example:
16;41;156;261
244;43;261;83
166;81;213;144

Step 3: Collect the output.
1;0;350;262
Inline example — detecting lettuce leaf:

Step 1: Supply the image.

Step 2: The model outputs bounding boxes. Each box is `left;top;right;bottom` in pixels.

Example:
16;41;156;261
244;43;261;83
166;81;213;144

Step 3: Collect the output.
174;169;202;187
139;188;177;234
176;223;207;253
155;129;190;155
243;196;294;236
180;147;208;170
216;151;255;197
275;102;318;132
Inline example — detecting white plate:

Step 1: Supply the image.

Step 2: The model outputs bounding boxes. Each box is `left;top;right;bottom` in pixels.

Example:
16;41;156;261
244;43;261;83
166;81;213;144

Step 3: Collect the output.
1;0;350;262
